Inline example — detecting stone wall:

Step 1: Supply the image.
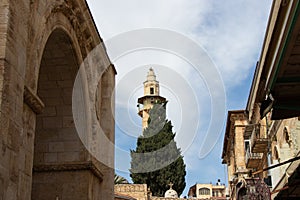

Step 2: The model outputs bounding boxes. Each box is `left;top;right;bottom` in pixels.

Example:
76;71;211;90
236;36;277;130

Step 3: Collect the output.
114;184;189;200
270;117;300;188
0;0;116;199
115;184;149;200
151;198;185;200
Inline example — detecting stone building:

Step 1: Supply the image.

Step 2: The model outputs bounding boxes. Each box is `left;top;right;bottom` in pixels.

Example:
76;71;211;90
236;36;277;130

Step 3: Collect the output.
221;111;271;200
0;0;116;199
115;184;149;200
244;0;300;198
187;180;227;199
222;0;300;199
115;192;137;200
267;117;300;199
222;111;249;186
114;183;185;200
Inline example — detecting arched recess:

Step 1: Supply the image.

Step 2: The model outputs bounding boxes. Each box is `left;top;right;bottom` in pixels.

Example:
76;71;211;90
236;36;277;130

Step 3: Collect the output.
273;145;280;162
236;182;246;199
31;28;93;199
237;187;247;199
283;126;291;144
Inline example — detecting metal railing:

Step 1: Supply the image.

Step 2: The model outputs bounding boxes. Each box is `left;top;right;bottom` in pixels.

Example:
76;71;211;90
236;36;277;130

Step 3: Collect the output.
246;147;262;165
250;124;268;150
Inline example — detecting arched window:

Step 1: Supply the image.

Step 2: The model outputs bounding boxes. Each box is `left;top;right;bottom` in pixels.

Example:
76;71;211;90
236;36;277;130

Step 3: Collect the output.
199;188;210;195
274;147;279;160
273;145;280;162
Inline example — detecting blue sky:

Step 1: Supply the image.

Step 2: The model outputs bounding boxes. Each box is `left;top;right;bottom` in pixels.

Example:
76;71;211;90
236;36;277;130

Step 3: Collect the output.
86;0;273;197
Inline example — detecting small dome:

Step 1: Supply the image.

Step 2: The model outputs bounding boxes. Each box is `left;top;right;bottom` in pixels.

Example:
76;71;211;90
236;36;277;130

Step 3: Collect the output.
164;188;178;198
164;183;178;198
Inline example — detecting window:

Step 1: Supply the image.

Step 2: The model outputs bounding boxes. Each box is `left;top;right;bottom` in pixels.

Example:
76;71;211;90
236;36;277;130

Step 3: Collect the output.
244;140;250;151
284;126;290;144
199;188;210;195
150;97;154;104
244;140;251;154
150;87;154;94
273;146;279;161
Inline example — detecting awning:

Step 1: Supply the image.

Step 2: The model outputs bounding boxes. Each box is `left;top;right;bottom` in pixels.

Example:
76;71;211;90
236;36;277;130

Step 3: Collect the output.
263;1;300;120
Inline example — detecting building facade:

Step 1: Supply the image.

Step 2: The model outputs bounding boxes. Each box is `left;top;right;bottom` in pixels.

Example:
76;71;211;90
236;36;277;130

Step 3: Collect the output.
0;0;116;199
222;0;300;199
187;180;227;199
222;111;271;200
245;0;300;198
114;184;186;200
268;117;300;199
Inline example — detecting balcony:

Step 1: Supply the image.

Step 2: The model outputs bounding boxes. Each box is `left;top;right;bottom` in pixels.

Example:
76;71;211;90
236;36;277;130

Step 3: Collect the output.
246;147;262;169
250;124;268;153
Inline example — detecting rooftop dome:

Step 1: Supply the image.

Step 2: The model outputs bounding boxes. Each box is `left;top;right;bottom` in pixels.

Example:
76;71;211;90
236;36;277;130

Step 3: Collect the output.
164;183;178;198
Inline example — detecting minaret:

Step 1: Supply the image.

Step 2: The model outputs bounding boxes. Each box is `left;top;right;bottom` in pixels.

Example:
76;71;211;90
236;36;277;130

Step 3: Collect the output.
137;68;167;129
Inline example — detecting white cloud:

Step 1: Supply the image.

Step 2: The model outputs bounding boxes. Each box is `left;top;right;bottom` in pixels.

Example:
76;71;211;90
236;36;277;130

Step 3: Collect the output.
196;1;272;86
87;0;271;87
87;0;211;37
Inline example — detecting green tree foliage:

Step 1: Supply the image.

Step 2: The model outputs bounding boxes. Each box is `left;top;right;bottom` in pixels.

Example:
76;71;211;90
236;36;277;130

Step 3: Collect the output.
130;103;186;197
114;174;129;184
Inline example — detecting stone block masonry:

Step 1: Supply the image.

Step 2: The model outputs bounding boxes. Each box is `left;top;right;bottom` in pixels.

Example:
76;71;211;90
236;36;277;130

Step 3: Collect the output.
0;0;116;199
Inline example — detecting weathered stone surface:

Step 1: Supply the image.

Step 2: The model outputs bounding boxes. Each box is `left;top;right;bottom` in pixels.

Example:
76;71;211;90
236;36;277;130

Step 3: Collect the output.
115;184;148;200
0;0;116;199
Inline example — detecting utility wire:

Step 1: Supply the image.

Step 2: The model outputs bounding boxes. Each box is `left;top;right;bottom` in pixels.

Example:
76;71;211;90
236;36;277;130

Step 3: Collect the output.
252;156;300;175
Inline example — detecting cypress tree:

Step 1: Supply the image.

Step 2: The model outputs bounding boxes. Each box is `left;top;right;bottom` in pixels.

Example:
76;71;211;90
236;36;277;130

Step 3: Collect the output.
130;103;186;197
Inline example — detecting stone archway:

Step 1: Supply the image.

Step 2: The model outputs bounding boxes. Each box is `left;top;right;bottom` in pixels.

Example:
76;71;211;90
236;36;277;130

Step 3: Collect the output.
32;28;87;199
0;0;116;199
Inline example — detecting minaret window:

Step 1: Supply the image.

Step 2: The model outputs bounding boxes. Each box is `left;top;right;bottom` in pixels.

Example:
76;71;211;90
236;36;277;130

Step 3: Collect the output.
150;87;154;94
151;97;154;104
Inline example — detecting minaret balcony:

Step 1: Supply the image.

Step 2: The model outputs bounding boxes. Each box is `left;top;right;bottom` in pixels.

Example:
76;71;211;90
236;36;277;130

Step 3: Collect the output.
137;95;166;104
